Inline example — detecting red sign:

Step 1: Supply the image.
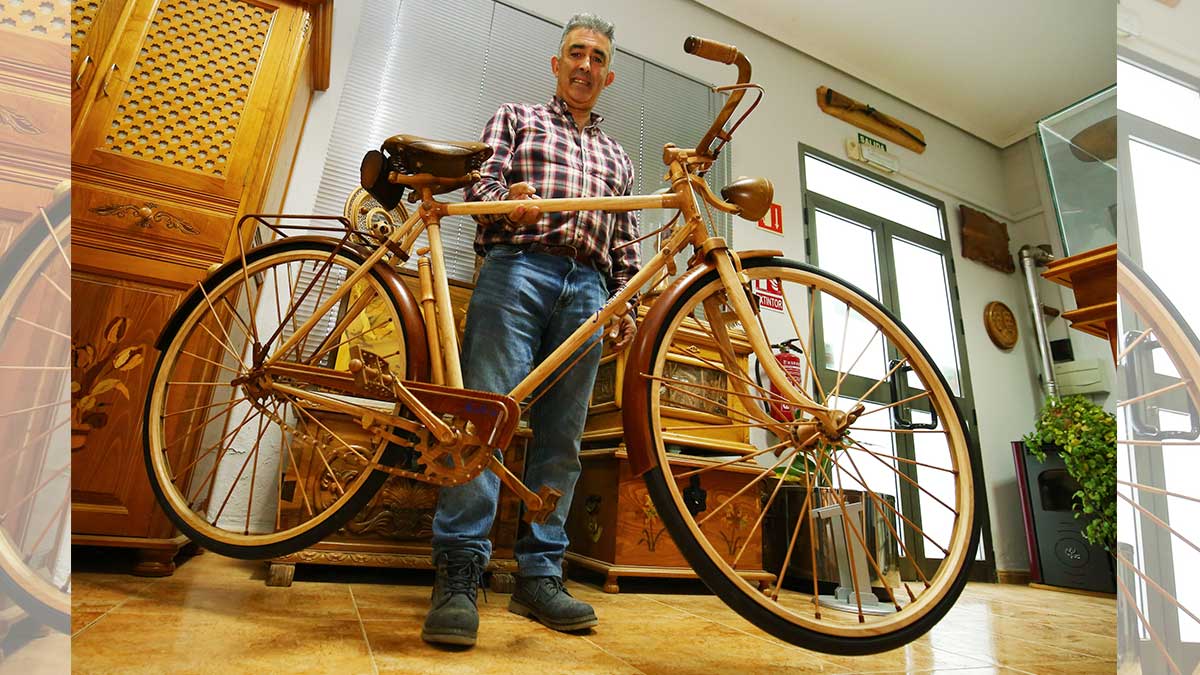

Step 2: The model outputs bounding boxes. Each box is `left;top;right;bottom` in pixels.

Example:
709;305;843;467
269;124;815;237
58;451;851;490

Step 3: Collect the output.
757;203;783;235
753;277;784;313
768;351;805;421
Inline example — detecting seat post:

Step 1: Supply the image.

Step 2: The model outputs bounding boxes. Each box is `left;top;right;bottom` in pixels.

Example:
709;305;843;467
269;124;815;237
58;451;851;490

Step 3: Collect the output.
420;188;464;388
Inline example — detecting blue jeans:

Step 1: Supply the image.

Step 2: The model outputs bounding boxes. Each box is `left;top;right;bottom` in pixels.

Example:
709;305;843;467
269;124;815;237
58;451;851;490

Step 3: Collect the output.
431;245;607;578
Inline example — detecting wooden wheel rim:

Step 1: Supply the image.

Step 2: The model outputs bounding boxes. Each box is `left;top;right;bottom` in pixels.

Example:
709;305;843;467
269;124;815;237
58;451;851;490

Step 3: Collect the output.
648;263;975;638
145;247;403;549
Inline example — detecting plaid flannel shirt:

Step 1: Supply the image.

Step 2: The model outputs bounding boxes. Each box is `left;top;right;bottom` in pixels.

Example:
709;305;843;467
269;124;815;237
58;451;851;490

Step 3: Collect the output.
466;96;641;295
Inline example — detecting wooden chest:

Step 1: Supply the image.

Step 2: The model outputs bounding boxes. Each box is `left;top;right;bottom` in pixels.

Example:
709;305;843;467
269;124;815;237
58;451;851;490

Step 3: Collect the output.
565;447;773;593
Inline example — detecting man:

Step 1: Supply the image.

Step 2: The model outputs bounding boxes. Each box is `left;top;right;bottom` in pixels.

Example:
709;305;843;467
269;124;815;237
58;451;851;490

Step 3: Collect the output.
422;13;640;647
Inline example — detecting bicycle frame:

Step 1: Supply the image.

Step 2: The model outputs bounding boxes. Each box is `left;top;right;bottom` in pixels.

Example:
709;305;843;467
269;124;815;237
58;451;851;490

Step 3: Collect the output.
254;158;830;478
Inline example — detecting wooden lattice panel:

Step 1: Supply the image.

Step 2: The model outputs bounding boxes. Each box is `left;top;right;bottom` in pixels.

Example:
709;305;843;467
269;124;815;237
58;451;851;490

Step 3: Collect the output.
0;0;70;40
70;0;101;56
102;0;273;177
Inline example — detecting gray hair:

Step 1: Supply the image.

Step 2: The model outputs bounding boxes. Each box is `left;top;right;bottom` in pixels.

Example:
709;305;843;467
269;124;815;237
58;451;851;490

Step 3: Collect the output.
559;13;616;64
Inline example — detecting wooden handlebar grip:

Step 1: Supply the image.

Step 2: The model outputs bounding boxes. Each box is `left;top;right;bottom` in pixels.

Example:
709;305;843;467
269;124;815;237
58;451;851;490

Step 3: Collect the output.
683;36;739;65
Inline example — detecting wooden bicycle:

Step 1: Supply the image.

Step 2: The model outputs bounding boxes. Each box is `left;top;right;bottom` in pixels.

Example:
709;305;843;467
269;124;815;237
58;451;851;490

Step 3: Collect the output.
143;36;981;654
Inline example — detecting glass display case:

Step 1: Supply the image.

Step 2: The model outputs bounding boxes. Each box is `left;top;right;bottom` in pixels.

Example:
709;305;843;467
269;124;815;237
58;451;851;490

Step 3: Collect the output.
1037;86;1117;257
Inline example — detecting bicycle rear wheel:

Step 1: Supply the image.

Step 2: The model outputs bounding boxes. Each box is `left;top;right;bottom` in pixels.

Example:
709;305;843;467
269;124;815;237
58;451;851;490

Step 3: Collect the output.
0;190;71;633
1116;255;1200;675
144;238;421;559
633;256;979;655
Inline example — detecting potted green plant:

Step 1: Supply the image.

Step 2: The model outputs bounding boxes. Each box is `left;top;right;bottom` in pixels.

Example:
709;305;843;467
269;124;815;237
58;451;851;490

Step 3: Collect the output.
1023;395;1117;551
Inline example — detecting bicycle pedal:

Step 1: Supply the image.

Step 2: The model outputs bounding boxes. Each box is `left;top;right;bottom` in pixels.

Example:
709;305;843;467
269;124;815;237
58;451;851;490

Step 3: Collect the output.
523;486;563;524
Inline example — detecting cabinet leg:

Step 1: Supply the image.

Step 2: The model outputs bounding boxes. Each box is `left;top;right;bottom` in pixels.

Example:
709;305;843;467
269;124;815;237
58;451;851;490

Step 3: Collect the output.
266;562;296;587
603;573;620;594
132;547;178;577
489;571;515;594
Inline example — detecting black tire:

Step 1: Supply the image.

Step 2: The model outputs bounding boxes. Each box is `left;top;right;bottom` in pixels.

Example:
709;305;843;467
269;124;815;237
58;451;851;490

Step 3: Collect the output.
143;238;412;560
639;256;982;655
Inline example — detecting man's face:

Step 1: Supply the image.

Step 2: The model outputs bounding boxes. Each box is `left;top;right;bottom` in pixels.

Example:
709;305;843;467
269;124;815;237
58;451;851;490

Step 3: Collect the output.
552;28;615;114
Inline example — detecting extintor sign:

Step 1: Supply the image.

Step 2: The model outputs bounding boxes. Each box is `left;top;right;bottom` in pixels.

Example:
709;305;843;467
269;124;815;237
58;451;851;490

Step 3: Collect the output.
753;277;784;313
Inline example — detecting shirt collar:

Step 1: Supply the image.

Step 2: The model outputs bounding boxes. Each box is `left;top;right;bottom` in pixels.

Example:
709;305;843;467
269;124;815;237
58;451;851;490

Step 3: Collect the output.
549;96;603;128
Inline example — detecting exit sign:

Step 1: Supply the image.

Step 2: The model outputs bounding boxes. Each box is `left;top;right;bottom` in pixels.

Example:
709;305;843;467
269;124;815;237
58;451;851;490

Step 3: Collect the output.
858;133;887;153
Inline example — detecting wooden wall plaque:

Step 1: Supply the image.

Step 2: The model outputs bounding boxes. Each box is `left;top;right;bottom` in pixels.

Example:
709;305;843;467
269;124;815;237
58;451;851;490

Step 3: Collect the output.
960;205;1015;274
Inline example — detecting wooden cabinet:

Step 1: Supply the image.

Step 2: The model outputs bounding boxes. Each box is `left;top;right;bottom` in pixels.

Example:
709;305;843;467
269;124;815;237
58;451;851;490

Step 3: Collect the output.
69;0;328;574
569;305;771;591
565;447;773;593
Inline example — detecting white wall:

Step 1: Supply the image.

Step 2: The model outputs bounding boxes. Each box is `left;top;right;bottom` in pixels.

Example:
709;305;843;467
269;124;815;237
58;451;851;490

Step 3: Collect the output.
283;0;1090;575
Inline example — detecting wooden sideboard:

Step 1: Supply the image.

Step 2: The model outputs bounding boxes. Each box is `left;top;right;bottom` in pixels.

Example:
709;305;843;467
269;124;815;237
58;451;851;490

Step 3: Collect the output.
569;305;772;591
69;0;329;574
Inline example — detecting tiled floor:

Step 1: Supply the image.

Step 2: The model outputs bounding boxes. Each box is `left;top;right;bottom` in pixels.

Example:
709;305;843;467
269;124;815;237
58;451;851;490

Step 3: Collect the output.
70;551;1115;674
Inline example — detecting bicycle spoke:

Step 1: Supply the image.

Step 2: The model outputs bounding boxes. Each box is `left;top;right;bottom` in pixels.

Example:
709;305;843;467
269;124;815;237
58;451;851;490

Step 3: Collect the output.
1116;327;1153;364
828;326;881;407
852;438;958;520
827;300;852;405
732;448;797;567
855;389;929;419
781;283;826;402
181;348;244;376
694;449;795;527
168;401;259;482
210;411;269;527
1117;573;1182;675
13;316;70;340
842;448;933;588
853;358;910;410
1118;379;1190;407
197;282;249;371
673;437;794;479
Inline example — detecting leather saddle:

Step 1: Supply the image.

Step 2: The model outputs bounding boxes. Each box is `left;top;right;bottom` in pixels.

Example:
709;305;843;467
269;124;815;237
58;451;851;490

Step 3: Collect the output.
360;135;493;209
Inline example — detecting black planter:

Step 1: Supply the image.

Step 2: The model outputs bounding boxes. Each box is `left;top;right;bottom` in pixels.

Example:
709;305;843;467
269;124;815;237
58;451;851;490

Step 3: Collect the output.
1013;441;1115;593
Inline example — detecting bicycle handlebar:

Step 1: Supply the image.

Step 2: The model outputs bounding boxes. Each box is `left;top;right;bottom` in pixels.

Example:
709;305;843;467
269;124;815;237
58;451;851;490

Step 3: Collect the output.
684;35;752;160
683;36;739;64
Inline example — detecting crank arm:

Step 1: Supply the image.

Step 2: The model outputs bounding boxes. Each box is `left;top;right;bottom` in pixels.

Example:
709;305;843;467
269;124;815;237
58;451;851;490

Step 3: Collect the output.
488;455;562;524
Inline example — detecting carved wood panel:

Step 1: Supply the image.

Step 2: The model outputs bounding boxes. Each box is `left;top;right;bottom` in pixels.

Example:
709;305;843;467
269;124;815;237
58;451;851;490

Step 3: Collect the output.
100;0;271;178
71;0;302;200
569;450;763;570
71;0;104;57
71;272;181;538
0;15;70;228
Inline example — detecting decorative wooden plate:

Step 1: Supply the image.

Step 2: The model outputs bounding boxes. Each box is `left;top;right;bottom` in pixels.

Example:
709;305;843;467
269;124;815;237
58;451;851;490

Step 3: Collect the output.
984;301;1018;350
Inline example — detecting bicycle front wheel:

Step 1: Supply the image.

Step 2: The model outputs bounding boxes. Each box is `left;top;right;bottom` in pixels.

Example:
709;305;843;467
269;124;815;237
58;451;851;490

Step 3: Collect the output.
144;238;419;559
635;256;979;654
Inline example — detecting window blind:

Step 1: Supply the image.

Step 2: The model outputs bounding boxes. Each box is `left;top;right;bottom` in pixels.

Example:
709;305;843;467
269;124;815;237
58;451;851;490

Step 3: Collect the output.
312;0;732;283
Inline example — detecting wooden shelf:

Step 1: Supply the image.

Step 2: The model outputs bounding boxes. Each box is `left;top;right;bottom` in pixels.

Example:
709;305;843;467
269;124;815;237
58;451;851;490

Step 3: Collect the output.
1041;244;1116;361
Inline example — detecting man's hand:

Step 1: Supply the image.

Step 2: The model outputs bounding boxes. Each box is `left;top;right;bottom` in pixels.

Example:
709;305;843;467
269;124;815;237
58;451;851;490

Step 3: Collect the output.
506;182;541;228
608;306;637;352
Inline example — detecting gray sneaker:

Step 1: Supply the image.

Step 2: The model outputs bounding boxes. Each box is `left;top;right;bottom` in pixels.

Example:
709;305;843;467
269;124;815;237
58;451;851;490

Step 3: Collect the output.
421;550;486;646
508;575;598;632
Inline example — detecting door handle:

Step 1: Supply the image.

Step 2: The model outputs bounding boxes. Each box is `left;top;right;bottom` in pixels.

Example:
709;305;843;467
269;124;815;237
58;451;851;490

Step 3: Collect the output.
73;55;93;89
888;358;938;430
99;64;120;98
1123;329;1200;441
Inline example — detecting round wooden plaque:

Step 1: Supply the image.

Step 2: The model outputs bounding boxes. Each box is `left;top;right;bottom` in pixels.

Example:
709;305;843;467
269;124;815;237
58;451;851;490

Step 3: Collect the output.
983;301;1018;350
